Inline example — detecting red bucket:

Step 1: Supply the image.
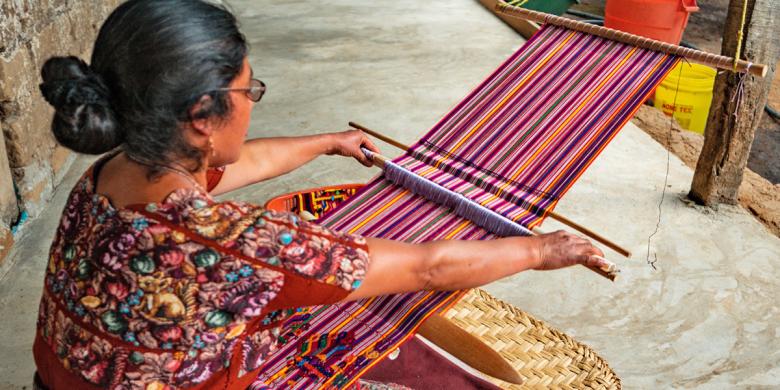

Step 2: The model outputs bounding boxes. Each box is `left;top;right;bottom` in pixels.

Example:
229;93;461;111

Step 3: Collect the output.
604;0;699;44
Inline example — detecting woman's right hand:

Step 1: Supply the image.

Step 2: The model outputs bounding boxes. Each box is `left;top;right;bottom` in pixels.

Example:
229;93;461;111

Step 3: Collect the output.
344;231;608;301
532;230;607;271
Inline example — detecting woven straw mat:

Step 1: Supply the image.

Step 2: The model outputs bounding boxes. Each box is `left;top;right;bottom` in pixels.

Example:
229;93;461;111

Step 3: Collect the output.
443;289;621;389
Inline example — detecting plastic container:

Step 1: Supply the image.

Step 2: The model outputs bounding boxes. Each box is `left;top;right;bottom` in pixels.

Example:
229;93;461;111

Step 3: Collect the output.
604;0;699;44
505;0;576;16
654;62;716;134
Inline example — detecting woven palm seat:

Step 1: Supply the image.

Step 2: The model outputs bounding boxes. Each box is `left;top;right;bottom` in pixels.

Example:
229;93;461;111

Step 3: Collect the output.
444;289;621;389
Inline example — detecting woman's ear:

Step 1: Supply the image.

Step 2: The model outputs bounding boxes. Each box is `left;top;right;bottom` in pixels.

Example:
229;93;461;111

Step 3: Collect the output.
189;95;216;136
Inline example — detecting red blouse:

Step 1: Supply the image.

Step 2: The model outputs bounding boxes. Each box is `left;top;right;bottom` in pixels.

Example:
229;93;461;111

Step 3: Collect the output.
33;162;370;389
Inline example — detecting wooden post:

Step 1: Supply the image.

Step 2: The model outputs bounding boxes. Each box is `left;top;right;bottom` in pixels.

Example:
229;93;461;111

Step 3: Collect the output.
689;0;779;205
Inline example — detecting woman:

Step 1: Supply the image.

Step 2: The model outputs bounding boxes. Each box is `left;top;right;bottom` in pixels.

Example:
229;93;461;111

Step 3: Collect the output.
34;0;606;389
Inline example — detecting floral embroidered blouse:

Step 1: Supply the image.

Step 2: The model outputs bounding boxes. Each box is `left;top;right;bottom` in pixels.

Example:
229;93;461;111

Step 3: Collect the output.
33;160;370;389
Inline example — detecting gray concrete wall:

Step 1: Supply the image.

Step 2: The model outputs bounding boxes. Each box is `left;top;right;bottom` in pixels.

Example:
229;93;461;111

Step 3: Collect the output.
0;0;121;266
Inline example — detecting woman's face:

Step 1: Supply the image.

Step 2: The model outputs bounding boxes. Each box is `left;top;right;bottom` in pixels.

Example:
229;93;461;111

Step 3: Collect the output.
210;57;254;167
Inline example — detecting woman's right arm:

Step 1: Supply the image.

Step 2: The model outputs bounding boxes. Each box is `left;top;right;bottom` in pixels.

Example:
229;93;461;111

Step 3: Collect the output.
344;231;607;301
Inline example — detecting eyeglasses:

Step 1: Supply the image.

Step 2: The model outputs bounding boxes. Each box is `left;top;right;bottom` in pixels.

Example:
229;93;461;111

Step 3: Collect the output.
218;78;266;102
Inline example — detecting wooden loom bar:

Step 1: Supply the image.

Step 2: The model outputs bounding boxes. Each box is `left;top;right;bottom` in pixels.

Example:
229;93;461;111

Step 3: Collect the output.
349;121;632;259
494;2;768;78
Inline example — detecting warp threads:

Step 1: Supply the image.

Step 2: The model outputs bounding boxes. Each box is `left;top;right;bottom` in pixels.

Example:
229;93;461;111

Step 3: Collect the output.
362;148;534;238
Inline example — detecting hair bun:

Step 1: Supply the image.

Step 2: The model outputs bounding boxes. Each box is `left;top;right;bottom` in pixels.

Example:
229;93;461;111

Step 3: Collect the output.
40;57;111;108
39;56;123;154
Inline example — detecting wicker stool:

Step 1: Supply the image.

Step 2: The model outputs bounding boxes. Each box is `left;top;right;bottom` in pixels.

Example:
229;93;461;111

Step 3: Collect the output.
444;289;621;389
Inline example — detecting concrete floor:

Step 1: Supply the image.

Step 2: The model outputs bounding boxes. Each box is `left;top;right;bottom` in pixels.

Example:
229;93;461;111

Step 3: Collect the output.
1;1;779;388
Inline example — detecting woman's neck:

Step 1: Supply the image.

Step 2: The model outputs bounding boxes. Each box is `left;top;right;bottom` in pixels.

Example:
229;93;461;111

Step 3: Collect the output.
96;152;208;208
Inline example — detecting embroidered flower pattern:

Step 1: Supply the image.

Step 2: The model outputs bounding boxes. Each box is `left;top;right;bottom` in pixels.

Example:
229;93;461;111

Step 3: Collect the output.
35;165;370;388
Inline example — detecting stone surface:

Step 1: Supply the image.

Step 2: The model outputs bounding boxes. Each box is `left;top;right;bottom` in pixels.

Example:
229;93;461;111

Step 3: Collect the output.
0;0;121;212
0;136;16;224
0;225;12;268
51;144;75;182
0;1;779;389
0;0;120;265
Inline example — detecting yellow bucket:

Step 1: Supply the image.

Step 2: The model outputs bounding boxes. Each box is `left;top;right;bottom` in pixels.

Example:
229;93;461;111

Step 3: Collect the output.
654;62;716;133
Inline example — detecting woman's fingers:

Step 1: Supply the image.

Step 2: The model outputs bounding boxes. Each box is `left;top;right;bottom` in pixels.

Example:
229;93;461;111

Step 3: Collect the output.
329;129;379;166
355;133;379;166
356;154;374;167
361;134;381;153
581;253;605;268
535;231;607;271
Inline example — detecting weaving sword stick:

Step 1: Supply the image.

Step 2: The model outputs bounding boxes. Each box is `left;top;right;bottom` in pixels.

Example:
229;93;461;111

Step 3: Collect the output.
253;24;678;389
350;121;632;258
417;314;524;385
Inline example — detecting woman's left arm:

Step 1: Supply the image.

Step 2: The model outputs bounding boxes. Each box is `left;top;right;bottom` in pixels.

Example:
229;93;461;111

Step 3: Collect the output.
210;130;379;195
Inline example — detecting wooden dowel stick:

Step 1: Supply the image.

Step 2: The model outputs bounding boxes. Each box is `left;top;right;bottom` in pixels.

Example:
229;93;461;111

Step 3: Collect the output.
494;2;767;77
349;121;409;151
350;121;632;258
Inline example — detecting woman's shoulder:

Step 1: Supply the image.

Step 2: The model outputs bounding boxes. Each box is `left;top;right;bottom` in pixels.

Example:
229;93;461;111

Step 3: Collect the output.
136;188;370;291
148;188;367;248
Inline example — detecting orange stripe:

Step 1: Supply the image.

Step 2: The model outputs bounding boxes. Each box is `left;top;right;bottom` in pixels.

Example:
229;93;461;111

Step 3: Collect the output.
445;220;472;239
506;47;639;188
551;56;669;185
348;191;408;234
516;52;671;227
329;297;376;333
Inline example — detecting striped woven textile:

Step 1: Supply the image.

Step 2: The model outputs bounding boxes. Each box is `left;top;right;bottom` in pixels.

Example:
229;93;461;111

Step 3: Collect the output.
290;187;361;219
252;25;679;389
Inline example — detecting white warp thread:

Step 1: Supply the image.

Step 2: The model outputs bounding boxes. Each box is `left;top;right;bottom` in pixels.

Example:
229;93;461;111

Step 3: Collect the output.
362;148;533;237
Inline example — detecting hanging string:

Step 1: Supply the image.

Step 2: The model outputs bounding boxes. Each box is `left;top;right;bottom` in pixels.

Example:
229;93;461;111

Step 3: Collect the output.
731;0;751;122
733;0;750;72
646;59;686;270
731;72;748;121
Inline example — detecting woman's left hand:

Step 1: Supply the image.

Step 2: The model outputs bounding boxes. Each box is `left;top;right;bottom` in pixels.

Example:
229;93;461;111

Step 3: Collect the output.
325;130;381;167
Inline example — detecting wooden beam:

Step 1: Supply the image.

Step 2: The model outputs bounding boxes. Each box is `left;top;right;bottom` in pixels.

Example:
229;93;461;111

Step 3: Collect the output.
496;1;768;76
690;0;779;204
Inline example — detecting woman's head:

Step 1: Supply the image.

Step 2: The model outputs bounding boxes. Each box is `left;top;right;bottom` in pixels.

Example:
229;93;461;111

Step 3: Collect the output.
40;0;249;173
